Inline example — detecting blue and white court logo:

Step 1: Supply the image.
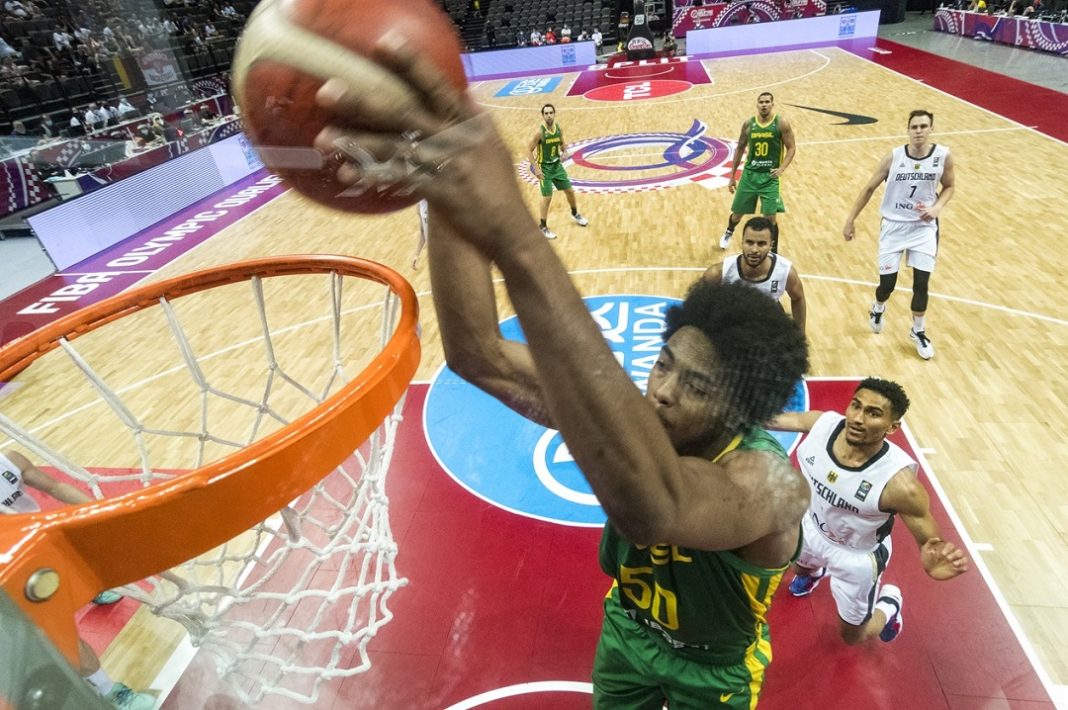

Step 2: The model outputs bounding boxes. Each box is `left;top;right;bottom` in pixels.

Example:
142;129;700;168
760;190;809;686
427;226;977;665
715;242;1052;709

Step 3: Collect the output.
424;295;808;526
495;77;563;97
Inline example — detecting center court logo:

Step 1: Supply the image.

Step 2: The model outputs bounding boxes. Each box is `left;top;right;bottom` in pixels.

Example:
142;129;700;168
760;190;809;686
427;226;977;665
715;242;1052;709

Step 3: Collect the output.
424;295;808;526
518;120;734;194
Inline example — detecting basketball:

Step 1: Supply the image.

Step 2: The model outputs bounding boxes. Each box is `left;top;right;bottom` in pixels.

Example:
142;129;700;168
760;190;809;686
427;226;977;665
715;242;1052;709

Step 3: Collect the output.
231;0;467;213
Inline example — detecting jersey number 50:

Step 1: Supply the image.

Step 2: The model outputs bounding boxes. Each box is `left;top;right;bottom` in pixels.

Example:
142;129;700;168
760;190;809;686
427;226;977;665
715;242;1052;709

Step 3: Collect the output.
620;565;680;630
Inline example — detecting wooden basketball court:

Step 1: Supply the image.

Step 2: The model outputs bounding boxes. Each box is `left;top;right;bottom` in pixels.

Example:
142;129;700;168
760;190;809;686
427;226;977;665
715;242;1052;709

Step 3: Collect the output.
2;42;1066;708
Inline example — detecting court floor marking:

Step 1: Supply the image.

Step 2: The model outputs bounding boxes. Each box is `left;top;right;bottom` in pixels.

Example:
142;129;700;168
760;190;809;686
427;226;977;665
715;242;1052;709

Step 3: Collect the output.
858;46;1068;148
8;265;1066;451
506;122;1034;167
900;423;1063;704
474;48;833;110
797;123;1035;147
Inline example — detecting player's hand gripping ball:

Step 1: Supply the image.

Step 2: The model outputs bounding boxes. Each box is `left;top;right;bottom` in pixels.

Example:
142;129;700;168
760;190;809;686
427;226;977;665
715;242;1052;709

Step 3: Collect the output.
232;0;467;213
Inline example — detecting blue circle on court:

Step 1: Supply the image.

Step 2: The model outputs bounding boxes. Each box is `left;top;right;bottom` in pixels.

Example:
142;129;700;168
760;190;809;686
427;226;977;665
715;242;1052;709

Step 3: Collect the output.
424;295;808;527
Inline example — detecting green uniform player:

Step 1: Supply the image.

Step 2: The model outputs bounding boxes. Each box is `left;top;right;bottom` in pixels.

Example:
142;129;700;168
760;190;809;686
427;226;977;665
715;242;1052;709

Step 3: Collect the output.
528;103;589;239
317;52;811;710
594;429;797;709
720;92;796;254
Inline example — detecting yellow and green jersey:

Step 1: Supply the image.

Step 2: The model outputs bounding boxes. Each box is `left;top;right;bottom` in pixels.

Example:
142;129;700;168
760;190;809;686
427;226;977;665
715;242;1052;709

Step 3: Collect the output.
744;114;783;173
598;427;796;665
537;122;563;165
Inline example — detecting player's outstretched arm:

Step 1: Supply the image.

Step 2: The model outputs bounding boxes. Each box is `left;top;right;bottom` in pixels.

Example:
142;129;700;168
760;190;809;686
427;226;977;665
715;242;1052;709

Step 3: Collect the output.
843;152;892;241
6;449;92;506
882;467;970;580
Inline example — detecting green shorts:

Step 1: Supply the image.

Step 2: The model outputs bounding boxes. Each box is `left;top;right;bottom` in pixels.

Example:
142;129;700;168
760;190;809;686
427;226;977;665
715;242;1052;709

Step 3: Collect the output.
731;169;785;216
592;588;772;710
539;161;573;196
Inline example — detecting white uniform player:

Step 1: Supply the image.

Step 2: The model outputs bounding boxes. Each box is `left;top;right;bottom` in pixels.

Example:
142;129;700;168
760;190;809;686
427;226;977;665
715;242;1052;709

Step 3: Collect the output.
721;253;792;302
793;411;915;625
877;143;949;275
843;110;956;361
703;216;807;335
0;450;41;513
769;378;970;646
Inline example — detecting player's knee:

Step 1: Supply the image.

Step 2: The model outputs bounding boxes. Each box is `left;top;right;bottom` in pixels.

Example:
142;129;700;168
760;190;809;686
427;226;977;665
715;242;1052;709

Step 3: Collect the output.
875;273;898;302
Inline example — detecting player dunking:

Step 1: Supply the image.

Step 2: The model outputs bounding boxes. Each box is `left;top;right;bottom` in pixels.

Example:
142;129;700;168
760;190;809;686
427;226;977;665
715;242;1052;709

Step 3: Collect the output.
720;92;796;253
703;216;807;336
316;43;812;708
768;378;969;645
528;103;589;239
843;109;956;360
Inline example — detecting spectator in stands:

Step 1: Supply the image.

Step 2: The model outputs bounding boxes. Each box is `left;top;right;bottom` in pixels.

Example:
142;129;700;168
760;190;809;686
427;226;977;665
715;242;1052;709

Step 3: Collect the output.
220;2;239;18
560;24;572;42
577;28;590;41
118;25;144;54
53;24;75;53
4;0;35;19
485;23;496;47
124;133;146;157
179;108;202;133
0;36;20;59
163;16;179;34
592;27;603;53
530;27;542;45
0;56;19;78
39;113;55;139
83;103;108;132
515;28;527;46
69;111;83;134
545;26;557;44
117;96;138;119
662;32;678;57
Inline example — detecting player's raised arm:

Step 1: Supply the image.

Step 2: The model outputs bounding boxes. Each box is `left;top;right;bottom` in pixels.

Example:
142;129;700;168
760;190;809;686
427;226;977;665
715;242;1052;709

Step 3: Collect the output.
843;151;892;241
426;206;554;428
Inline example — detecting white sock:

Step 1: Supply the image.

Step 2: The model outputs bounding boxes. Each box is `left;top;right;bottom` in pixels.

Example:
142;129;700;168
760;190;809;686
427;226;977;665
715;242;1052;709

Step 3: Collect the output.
872;301;886;313
874;596;900;625
913;315;926;332
84;668;114;695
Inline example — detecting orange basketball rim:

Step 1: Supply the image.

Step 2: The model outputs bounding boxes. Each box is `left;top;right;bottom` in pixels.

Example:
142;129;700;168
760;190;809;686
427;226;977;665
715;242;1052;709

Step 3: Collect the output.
0;255;420;665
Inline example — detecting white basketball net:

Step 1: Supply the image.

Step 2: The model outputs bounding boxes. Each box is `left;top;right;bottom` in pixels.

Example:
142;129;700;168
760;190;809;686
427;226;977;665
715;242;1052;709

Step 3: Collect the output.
0;268;411;705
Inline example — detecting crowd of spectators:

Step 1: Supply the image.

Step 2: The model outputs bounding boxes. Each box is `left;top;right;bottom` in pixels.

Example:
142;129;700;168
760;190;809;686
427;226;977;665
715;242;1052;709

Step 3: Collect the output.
0;0;248;159
517;24;603;48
